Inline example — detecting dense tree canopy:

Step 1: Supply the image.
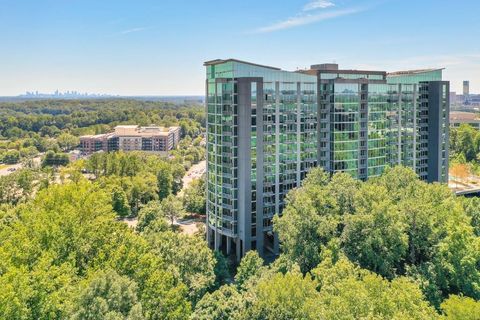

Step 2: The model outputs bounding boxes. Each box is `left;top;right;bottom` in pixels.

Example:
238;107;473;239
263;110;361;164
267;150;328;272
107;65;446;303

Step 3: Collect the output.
0;99;204;166
450;124;480;163
274;166;480;308
0;98;479;320
0;178;220;319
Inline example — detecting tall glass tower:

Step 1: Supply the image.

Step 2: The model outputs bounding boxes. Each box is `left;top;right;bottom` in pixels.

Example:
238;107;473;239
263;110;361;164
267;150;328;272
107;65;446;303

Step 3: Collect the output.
204;59;449;259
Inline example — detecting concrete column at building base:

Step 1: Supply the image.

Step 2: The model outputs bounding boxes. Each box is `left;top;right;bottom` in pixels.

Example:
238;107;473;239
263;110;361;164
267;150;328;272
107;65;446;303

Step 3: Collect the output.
214;230;222;251
274;232;279;256
226;236;232;255
206;225;211;248
256;238;264;258
236;238;241;262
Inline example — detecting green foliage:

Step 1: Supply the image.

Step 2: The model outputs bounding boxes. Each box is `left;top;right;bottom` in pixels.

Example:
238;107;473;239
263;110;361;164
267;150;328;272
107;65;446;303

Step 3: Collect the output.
462;197;480;236
136;200;167;233
42;150;69;167
311;252;438;319
69;269;143;320
182;177;206;214
342;184;408;278
146;231;216;303
85;151;189;217
2;149;21;164
273;168;342;273
160;195;185;226
441;295;480;320
234;251;264;289
57;132;80;152
0;168;38;204
0;99;204;141
0;180;193;319
157;162;173;200
245;272;322;320
192;285;245;320
275;166;480;307
213;251;230;288
111;186;130;217
450;124;480;162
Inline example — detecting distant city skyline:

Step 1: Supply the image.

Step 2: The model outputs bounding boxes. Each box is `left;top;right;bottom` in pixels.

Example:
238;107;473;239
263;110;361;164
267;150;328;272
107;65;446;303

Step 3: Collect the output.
1;0;479;95
19;90;118;98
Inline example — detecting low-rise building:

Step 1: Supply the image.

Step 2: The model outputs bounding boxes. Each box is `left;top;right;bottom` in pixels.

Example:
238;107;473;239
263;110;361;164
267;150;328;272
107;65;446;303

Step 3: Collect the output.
450;111;480;129
80;125;181;154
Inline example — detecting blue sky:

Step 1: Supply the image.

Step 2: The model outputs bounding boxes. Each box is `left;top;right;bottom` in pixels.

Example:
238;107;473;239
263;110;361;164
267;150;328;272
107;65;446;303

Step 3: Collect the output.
0;0;478;95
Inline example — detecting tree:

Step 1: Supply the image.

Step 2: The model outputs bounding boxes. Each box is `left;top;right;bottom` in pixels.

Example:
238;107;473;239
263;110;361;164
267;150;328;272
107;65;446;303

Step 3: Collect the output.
342;184;408;278
157;163;173;200
111;186;130;217
213;251;230;288
40;125;61;137
274;168;340;273
454;124;479;162
129;173;159;214
462;197;480;236
192;285;245;320
41;151;69;167
245;272;322;320
146;231;216;303
181;177;206;214
450;163;470;185
310;253;438;319
136;200;168;233
274;165;480;307
20;146;38;158
441;295;480;320
0;168;37;204
139;269;191;320
0;267;34;319
2;149;20;164
171;163;186;195
235;251;264;289
69;269;143;320
57;132;80;151
161;195;184;226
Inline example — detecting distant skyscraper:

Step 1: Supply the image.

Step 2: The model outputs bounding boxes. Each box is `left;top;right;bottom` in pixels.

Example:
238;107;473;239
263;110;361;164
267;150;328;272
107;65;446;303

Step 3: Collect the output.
204;59;450;260
450;92;457;105
463;81;470;103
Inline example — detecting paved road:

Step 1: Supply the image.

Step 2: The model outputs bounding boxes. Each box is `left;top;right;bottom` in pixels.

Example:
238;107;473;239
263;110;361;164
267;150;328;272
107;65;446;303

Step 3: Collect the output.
179;160;206;196
0;156;42;177
0;163;23;176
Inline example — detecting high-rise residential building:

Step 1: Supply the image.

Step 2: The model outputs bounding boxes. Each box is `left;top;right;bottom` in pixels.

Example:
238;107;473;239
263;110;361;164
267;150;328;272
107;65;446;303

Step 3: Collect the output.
204;59;449;259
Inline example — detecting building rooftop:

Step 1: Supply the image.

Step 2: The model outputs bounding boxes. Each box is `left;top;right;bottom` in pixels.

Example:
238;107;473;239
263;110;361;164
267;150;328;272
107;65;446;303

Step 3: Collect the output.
81;126;180;139
307;63;386;76
450;111;480;122
80;133;111;139
204;58;281;71
387;68;445;77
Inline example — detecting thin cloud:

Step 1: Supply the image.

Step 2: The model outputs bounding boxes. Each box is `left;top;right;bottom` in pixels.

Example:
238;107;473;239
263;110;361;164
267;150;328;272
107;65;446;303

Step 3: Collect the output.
253;8;363;33
303;0;335;11
120;27;148;35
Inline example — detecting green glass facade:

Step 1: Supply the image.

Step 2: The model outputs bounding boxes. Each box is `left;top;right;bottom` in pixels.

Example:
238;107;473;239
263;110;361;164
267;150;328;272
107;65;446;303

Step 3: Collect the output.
206;60;317;258
205;59;449;259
